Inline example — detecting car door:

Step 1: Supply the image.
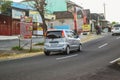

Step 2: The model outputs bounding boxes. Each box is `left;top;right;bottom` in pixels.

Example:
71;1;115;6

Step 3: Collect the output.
65;31;74;49
71;31;80;49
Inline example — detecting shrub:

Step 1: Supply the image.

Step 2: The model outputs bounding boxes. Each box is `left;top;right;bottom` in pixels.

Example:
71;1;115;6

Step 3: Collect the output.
12;46;23;50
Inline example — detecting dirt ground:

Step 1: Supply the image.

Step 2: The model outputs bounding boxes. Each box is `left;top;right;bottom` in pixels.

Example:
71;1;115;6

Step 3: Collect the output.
69;63;120;80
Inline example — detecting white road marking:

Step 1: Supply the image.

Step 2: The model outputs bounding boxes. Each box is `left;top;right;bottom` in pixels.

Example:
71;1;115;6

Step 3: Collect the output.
110;57;120;64
56;54;78;60
116;37;120;39
98;43;108;48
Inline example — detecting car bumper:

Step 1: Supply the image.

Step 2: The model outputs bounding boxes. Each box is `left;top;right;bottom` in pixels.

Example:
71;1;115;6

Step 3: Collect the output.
44;46;66;52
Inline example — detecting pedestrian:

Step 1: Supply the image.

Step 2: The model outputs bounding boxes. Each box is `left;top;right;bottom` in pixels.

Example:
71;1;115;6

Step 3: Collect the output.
95;25;101;35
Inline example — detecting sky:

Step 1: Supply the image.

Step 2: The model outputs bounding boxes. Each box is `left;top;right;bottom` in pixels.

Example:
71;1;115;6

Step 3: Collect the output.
12;0;120;22
71;0;120;23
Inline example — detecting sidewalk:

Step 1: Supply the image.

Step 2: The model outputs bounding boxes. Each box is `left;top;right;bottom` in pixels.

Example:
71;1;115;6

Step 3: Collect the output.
0;35;43;41
0;36;18;40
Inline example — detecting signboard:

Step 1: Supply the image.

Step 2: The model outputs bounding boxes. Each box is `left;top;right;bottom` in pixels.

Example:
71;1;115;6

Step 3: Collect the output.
20;16;33;39
82;24;91;32
33;27;43;36
12;9;25;19
29;11;42;23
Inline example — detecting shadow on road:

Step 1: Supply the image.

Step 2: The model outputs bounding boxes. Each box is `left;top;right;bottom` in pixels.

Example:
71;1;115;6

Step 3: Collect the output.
108;63;120;71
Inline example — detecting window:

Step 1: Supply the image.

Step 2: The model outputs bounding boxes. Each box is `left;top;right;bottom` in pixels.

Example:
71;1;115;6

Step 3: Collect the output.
46;31;62;39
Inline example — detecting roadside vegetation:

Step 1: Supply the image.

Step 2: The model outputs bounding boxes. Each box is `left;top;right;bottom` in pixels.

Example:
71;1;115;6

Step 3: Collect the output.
34;42;44;46
11;46;43;52
0;45;44;58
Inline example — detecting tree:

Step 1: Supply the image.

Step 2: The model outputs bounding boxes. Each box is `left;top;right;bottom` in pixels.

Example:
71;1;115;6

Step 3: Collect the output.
111;21;119;25
23;0;47;36
0;1;12;15
34;0;47;36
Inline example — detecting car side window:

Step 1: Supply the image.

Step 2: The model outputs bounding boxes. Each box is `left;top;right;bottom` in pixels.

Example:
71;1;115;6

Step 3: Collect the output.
71;31;78;38
65;31;69;37
66;31;73;38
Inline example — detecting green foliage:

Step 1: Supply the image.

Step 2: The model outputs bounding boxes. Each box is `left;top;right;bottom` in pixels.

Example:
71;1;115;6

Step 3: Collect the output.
112;22;116;25
12;46;23;51
1;1;12;13
35;42;44;45
112;21;119;25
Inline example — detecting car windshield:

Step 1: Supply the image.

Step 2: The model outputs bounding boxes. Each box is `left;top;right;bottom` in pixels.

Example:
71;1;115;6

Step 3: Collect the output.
46;31;62;39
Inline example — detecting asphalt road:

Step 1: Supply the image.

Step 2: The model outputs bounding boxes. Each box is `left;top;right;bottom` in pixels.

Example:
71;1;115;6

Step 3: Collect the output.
0;34;120;80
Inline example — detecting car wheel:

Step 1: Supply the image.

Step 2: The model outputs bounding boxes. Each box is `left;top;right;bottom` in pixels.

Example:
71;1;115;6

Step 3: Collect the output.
44;51;50;56
64;46;70;55
78;44;82;52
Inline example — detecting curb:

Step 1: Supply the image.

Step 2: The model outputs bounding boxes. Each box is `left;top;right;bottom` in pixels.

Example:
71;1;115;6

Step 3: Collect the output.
0;52;43;62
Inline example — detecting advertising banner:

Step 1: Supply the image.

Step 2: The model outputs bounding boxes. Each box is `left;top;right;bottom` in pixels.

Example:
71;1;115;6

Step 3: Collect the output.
82;24;91;32
20;16;33;39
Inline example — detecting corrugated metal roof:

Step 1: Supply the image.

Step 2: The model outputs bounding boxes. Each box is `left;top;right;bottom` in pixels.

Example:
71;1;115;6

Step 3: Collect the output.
12;2;34;10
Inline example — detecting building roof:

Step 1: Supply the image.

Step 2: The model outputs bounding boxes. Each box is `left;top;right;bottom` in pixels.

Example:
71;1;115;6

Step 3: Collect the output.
91;13;105;21
83;9;91;19
54;10;83;19
53;11;73;19
12;2;34;10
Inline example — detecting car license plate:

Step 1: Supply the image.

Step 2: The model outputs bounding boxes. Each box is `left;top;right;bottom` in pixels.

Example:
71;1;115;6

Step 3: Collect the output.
51;43;58;47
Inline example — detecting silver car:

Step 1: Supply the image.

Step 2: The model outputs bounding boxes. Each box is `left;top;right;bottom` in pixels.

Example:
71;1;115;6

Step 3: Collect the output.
44;29;82;56
112;24;120;35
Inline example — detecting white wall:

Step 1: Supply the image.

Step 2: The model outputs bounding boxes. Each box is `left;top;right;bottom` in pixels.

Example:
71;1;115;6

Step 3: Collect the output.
46;18;83;30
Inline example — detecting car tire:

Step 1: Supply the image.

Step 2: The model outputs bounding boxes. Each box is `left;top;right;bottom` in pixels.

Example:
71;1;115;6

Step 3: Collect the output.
78;44;82;52
64;46;70;55
44;51;50;56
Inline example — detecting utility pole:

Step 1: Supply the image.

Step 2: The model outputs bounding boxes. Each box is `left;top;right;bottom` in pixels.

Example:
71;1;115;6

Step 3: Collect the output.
103;3;106;19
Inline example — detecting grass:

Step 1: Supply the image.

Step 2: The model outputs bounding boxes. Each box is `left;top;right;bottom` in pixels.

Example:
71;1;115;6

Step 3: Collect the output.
34;42;44;45
12;46;23;50
0;45;44;58
0;53;16;57
0;49;43;58
12;46;43;52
